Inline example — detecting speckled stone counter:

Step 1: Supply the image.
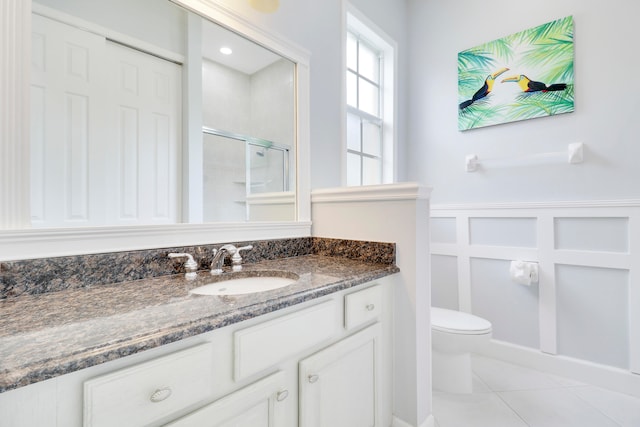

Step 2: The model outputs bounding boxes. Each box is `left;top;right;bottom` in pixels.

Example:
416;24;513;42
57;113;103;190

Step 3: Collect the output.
0;237;395;299
0;246;398;393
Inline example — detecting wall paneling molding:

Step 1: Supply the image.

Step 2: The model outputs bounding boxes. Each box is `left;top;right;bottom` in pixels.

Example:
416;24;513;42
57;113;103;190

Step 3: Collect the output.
431;199;640;397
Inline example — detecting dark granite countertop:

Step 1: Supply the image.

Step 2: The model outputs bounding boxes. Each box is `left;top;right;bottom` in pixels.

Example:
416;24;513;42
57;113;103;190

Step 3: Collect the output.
0;254;399;393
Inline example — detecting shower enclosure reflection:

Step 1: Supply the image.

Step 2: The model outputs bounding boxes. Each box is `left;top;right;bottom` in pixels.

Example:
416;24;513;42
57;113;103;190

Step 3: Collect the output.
203;128;292;222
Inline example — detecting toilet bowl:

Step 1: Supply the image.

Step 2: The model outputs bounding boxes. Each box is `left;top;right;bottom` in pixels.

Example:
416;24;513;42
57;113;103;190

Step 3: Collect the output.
431;307;492;393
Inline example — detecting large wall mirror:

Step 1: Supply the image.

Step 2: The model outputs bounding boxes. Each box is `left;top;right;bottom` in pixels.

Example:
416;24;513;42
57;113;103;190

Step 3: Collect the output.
31;0;295;227
0;0;310;258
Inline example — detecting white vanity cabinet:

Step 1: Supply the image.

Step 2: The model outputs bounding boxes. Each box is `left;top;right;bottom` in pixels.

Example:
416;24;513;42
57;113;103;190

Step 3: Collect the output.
299;323;382;427
298;284;386;427
168;281;388;427
0;278;393;427
83;343;216;427
165;371;288;427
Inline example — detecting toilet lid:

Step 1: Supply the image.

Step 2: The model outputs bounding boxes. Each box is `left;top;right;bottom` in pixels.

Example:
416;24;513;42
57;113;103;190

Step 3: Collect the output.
431;307;492;335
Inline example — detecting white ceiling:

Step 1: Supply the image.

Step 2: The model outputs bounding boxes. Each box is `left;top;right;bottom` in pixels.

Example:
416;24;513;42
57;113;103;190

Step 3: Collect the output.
201;18;282;75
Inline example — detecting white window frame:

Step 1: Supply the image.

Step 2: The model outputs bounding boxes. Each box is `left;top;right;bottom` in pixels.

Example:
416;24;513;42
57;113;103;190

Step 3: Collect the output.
344;4;396;186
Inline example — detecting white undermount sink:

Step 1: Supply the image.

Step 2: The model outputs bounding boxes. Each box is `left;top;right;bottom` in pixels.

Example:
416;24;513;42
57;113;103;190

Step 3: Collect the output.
189;274;298;296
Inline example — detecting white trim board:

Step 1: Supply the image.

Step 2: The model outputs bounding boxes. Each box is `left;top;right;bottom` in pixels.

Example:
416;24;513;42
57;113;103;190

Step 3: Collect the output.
480;339;640;399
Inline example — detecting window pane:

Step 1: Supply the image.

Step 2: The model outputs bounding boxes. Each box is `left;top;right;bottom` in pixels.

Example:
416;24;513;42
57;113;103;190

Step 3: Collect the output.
363;156;382;185
347;153;362;186
347;32;358;71
358;40;379;84
347;113;361;152
362;121;381;156
347;71;358;108
359;78;379;117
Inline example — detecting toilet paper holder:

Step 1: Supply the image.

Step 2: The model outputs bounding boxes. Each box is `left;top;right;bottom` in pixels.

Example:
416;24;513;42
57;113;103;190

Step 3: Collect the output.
509;260;539;285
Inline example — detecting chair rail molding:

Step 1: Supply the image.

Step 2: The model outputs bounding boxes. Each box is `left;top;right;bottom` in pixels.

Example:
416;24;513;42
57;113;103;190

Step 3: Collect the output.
311;182;432;203
432;198;640;212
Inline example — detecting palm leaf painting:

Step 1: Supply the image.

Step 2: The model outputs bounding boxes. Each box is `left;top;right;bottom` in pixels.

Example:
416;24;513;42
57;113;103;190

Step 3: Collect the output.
458;16;574;131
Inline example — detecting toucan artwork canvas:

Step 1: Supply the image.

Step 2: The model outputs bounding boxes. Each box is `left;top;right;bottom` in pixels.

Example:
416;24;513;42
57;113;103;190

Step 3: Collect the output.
458;16;574;131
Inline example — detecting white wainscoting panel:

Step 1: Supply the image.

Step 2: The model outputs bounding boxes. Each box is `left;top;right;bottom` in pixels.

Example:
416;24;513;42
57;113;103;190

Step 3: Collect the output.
431;200;640;394
556;264;629;369
469;217;537;248
555;217;629;253
430;254;459;311
470;258;540;349
430;217;456;244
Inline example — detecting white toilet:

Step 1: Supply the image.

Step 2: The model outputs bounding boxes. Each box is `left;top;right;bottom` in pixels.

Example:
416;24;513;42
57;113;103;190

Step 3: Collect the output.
431;307;492;393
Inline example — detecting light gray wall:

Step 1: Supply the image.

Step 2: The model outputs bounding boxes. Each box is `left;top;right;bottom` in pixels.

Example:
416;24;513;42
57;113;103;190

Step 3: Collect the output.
202;59;252;134
407;0;640;204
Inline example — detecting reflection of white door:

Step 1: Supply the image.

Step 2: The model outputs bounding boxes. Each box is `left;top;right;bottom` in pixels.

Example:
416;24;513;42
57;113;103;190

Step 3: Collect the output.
31;13;106;226
106;42;181;225
30;14;181;227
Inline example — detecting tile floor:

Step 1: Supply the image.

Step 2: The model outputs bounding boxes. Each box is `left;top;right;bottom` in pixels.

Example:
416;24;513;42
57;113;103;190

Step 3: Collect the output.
432;355;640;427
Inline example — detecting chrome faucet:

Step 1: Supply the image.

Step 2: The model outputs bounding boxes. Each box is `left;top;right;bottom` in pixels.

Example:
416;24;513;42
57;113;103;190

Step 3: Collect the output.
210;244;237;275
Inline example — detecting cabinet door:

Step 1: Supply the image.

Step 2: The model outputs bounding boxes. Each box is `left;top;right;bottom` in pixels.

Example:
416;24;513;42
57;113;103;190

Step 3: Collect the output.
165;371;288;427
299;323;381;427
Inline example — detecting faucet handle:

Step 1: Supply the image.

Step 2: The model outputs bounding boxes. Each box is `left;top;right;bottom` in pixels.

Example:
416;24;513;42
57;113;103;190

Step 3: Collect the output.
168;253;198;279
231;245;253;271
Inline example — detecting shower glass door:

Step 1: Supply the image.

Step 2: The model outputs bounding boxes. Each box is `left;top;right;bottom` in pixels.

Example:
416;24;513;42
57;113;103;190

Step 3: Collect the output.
202;127;290;222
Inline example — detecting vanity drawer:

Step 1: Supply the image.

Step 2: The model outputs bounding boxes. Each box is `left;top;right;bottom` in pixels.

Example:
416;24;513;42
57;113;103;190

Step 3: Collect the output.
344;284;382;329
83;343;214;427
234;300;339;380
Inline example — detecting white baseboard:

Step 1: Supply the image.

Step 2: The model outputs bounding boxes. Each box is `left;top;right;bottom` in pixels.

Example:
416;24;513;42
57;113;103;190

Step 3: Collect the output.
392;414;435;427
480;340;640;398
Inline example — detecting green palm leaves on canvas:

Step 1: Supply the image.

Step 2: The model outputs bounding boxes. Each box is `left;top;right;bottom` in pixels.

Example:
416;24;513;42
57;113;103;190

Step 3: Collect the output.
458;16;574;131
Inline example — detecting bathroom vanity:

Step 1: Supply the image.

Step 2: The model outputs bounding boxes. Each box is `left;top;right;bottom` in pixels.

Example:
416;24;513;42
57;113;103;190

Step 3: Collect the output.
0;240;398;426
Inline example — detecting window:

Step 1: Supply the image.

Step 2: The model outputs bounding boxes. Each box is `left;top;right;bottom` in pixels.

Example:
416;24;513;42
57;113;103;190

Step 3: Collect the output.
346;10;395;186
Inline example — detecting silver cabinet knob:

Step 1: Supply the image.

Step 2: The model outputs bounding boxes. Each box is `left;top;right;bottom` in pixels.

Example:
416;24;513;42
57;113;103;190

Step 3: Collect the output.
366;304;375;311
276;390;289;401
149;387;172;403
308;374;319;383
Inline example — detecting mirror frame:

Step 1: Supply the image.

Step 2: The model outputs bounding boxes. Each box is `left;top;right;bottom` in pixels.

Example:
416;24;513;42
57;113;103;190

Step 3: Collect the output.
0;0;311;261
